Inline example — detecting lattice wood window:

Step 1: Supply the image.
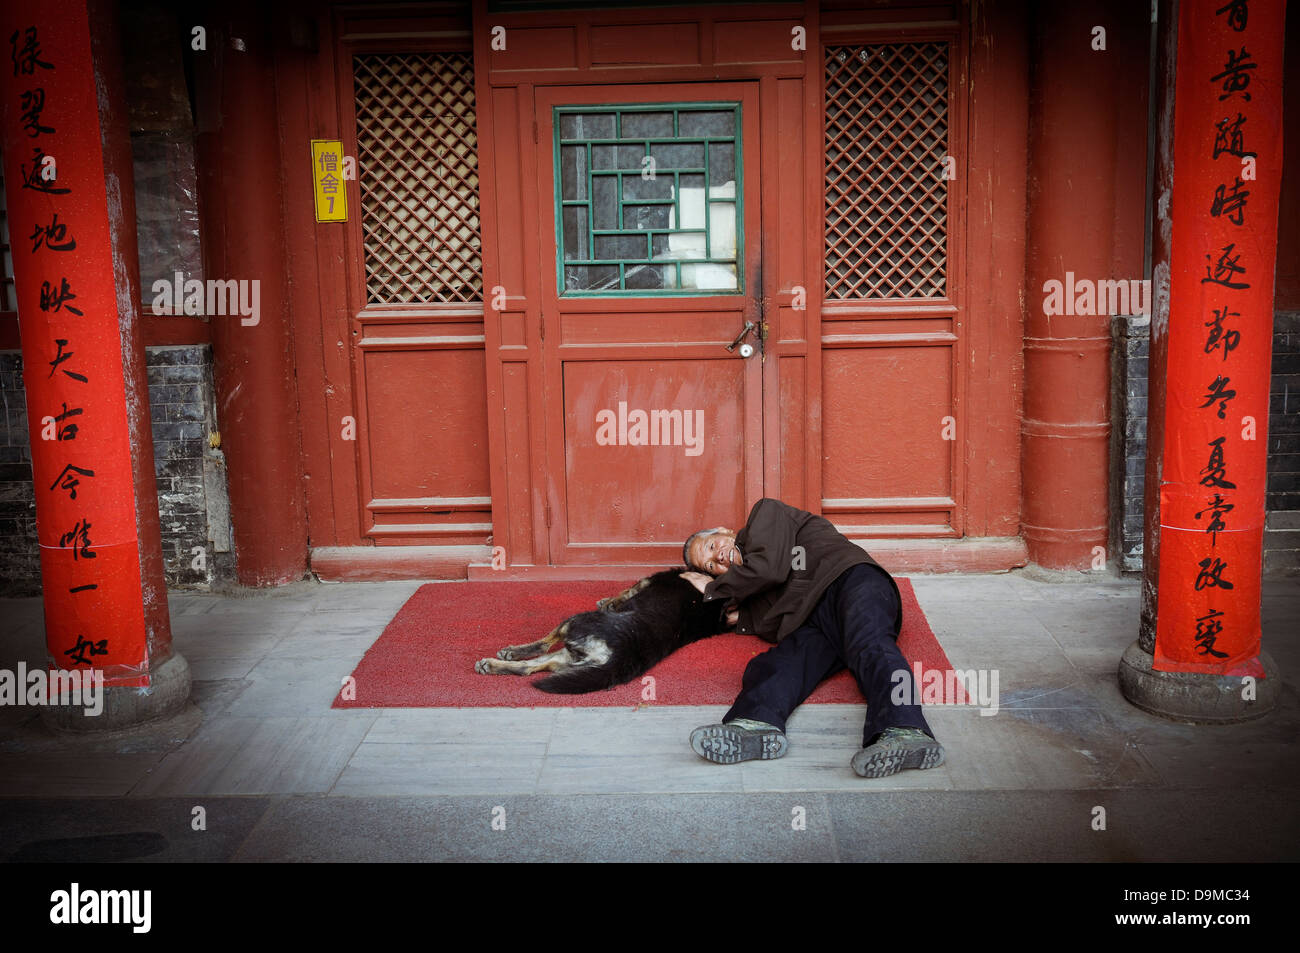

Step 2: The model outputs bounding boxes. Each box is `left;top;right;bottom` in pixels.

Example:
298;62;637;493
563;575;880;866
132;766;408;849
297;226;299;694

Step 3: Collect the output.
353;52;481;304
825;43;949;299
555;104;743;295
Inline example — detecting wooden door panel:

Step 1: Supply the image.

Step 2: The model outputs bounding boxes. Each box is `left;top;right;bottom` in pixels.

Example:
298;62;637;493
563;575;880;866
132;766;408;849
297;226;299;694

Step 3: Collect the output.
562;358;747;548
353;321;492;544
361;348;490;500
557;309;750;346
821;343;957;535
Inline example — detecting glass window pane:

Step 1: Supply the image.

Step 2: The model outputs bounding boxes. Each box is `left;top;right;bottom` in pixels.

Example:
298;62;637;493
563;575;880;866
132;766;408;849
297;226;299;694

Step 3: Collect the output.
562;205;589;261
708;143;735;187
595;234;650;260
625;262;671;290
560;145;588;200
592;144;645;170
623;204;671;231
623;175;673;201
649;142;704;169
592;177;618;230
661;230;707;260
621;111;674;139
680;262;737;290
565;263;620;291
679;110;735;137
560;112;615;140
708;202;737;259
673;176;707;230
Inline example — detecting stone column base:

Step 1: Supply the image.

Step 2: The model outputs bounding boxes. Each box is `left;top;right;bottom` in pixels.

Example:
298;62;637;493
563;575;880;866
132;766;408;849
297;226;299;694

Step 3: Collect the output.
40;651;192;732
1118;641;1279;724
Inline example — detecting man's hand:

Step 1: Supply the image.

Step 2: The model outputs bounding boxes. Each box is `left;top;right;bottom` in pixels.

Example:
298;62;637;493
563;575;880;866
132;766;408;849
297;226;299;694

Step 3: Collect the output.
681;572;738;627
680;571;711;593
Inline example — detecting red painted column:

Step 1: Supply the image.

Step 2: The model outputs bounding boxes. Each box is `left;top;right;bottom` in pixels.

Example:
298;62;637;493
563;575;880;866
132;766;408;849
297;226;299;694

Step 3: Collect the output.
192;2;308;586
1020;1;1123;570
1123;0;1284;721
0;0;189;726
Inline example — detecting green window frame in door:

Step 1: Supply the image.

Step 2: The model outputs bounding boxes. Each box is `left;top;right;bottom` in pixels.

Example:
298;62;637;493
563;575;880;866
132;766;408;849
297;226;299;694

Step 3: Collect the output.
553;102;744;296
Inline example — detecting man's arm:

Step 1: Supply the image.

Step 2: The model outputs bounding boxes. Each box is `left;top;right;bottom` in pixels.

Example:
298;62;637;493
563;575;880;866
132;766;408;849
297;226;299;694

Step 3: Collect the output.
702;499;799;605
679;571;740;627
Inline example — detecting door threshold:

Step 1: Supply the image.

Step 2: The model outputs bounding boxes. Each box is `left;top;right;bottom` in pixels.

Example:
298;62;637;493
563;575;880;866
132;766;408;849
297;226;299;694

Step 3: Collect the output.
466;564;672;582
467;538;1029;581
311;538;1028;583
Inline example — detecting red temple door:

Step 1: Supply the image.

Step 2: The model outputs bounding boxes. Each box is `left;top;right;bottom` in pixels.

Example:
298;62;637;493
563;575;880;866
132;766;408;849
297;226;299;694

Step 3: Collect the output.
534;82;765;564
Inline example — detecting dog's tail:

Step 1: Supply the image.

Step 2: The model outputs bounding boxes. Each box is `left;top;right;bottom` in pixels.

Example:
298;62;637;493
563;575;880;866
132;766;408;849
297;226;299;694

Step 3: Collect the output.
532;663;622;695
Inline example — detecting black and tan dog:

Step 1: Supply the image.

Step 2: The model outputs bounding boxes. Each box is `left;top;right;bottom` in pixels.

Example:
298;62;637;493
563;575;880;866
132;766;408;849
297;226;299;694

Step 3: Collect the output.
473;569;728;693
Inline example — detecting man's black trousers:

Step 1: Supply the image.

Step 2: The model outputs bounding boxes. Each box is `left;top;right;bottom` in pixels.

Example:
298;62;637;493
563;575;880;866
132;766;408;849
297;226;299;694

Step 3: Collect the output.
724;562;935;747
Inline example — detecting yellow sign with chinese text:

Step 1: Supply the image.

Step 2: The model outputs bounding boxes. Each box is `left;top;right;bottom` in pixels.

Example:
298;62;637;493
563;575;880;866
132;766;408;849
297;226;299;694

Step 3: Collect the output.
311;140;347;222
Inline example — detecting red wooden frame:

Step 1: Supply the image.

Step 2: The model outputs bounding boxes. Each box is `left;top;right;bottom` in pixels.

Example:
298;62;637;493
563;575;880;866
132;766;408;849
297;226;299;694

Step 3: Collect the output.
474;2;817;570
816;16;967;539
334;7;490;547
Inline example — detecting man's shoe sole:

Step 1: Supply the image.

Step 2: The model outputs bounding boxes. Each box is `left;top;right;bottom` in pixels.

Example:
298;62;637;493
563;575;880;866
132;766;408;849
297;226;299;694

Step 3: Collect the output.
690;724;787;764
851;739;945;778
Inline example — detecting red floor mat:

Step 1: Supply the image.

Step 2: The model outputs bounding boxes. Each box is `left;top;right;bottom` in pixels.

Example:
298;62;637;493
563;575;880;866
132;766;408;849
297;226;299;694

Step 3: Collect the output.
333;577;967;708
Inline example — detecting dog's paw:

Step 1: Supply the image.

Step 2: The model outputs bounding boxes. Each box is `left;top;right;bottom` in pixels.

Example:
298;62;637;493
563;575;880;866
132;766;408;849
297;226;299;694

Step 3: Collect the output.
474;658;497;674
596;597;611;610
497;646;528;660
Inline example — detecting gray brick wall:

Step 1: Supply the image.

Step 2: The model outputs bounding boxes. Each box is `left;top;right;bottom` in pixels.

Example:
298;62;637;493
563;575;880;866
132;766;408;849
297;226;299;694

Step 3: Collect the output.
0;353;38;593
1113;309;1300;575
1114;314;1150;571
0;345;232;596
1266;311;1300;570
147;345;233;587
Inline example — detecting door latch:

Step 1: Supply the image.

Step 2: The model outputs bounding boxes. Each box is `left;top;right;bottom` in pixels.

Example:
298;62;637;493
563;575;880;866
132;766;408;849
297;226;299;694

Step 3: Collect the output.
726;321;756;357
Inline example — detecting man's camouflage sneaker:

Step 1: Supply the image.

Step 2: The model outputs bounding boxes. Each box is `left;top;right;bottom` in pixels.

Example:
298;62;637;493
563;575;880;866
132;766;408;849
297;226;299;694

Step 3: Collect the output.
690;718;788;764
851;727;945;778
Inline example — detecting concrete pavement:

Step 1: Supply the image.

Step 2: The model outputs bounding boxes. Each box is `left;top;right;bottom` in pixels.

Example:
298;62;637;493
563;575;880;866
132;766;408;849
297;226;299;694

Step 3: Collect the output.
0;571;1296;861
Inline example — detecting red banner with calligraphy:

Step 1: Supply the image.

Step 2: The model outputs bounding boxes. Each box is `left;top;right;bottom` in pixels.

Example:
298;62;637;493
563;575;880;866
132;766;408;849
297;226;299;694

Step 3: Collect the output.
1154;0;1285;676
1;1;151;686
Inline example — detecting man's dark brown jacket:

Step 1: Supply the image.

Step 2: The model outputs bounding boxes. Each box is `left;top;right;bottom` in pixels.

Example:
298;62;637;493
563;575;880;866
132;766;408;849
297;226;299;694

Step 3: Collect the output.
702;498;899;643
